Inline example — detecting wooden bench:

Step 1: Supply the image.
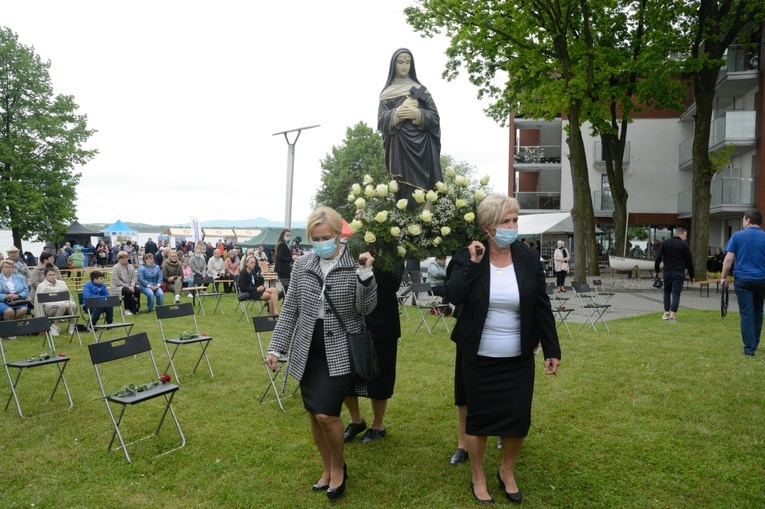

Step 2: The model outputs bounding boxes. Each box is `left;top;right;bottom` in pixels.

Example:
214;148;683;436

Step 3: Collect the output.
696;279;719;297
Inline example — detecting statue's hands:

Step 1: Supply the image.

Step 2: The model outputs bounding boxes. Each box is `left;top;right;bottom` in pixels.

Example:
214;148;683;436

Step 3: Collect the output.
396;99;419;120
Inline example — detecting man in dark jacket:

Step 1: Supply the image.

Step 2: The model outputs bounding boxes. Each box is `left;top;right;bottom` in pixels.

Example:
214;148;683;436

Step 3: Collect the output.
655;227;695;323
144;238;158;255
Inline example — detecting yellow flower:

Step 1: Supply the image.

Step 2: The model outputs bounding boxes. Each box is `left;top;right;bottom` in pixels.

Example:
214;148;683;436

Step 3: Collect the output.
432;236;443;246
480;175;490;186
388;180;399;193
420;210;433;223
349;219;363;233
475;189;487;201
426;190;438;202
364;185;376;198
347;194;356;202
355;197;366;209
407;224;422;236
464;212;475;223
364;231;376;243
363;174;374;185
397;245;407;256
375;211;389;223
396;199;408;210
412;189;426;203
351;183;361;196
376;184;389;197
436;181;448;193
390;226;401;237
444;166;456;178
441;226;451;236
455;198;467;209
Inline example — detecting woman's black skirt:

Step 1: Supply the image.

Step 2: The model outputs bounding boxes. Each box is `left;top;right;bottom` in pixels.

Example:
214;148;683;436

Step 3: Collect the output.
556;270;567;287
300;320;352;417
462;354;535;437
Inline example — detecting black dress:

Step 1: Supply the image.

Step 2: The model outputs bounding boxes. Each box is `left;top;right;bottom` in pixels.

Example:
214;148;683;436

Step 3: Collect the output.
238;268;264;300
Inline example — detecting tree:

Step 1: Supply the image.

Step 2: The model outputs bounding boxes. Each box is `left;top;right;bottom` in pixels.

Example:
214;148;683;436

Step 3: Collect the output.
314;122;388;220
0;27;96;251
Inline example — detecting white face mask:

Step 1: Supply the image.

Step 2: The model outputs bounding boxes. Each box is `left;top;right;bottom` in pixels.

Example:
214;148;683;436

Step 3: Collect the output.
284;235;291;243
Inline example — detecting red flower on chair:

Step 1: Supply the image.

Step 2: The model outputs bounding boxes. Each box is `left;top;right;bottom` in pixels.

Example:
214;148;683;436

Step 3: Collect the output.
160;374;171;384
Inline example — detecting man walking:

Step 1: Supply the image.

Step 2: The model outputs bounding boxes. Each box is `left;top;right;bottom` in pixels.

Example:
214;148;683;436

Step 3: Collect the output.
721;209;765;356
654;227;694;323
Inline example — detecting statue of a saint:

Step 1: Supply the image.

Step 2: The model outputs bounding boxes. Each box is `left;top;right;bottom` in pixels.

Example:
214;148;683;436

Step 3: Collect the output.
378;48;443;204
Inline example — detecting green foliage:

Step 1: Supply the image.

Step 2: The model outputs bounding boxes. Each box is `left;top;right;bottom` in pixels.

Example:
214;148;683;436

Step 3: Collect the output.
0;27;97;249
314;122;387;220
628;226;649;241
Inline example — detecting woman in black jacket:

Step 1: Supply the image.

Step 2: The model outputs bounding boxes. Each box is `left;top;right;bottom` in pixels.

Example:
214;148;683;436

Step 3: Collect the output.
275;228;296;282
238;256;279;315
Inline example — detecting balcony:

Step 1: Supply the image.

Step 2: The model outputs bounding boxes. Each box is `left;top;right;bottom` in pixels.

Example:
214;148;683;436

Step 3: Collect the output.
677;177;756;217
593;141;630;166
593;191;614;212
725;43;760;73
515;192;561;211
679;136;693;169
514;145;562;169
678;111;757;169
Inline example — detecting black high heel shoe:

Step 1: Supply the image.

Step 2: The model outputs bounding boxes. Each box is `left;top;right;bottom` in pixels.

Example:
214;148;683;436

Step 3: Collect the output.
326;463;347;500
497;470;523;503
311;480;329;492
470;481;494;505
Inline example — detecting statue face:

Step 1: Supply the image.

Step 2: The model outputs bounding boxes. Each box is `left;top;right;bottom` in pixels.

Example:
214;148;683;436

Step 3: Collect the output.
395;53;412;79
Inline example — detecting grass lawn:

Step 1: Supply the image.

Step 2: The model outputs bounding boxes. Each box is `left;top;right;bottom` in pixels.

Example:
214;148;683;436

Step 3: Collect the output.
1;290;763;508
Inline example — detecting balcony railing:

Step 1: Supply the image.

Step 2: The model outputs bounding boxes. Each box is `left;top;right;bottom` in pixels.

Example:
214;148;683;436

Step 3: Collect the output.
725;43;761;73
593;191;614;211
515;192;561;210
594;141;630;165
677;177;756;214
514;145;562;164
679;136;693;167
711;111;757;147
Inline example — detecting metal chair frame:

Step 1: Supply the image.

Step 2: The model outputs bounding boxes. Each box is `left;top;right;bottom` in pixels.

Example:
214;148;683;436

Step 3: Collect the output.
572;282;611;333
156;302;214;383
85;295;134;342
36;290;82;345
252;314;298;412
410;282;451;335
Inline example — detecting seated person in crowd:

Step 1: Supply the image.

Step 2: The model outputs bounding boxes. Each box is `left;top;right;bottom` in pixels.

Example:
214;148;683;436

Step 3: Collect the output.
6;246;31;285
137;253;164;312
110;251;141;315
206;248;226;292
29;251;63;302
154;247;169;268
34;267;77;336
427;256;451;311
224;248;240;294
0;259;30;321
54;248;70;277
83;270;113;326
181;256;195;293
162;250;184;304
255;246;269;263
189;246;207;279
238;255;280;315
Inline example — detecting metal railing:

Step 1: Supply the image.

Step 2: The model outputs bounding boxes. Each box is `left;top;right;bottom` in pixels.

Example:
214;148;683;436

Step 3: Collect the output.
594;141;630;165
711;111;756;147
725;43;761;73
677;177;756;214
514;145;562;164
515;192;561;210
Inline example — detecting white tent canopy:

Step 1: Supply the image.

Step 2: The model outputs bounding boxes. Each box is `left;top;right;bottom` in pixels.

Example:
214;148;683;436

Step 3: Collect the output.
518;212;574;237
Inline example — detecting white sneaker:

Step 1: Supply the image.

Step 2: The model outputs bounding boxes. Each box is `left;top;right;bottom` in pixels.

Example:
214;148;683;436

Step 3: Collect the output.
68;323;76;335
186;292;193;298
124;310;133;316
50;324;60;336
662;313;670;320
175;295;181;303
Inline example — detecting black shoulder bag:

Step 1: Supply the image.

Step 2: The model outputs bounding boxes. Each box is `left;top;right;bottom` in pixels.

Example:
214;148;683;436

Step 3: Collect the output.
323;289;379;383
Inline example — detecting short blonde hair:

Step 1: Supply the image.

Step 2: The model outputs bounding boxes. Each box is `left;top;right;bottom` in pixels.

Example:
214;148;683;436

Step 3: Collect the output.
557;240;565;248
477;194;520;234
306;206;343;239
117;251;128;260
1;259;14;267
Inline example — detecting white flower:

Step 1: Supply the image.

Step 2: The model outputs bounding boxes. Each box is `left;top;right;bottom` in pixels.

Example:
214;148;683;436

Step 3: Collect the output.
390;226;401;237
455;198;468;209
432;236;443;246
407;224;422;236
363;174;374;185
426;190;439;202
464;212;475;223
355;197;366;209
441;226;451;236
397;245;407;256
412;189;426;203
436;181;448;193
364;185;376;198
420;210;432;223
351;183;362;196
349;219;363;233
480;175;490;186
396;199;408;210
347;194;356;202
376;184;389;197
444;166;456;178
455;175;469;187
388;180;399;192
364;231;376;243
475;189;487;201
374;211;389;223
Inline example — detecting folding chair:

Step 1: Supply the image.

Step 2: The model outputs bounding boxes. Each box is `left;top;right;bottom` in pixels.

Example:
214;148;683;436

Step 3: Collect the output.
591;279;616;307
0;317;73;418
546;283;574;338
36;290;82;345
410;282;450;335
85;295;134;342
253;315;298;412
190;276;223;316
572;282;611;332
156;303;214;383
88;332;186;463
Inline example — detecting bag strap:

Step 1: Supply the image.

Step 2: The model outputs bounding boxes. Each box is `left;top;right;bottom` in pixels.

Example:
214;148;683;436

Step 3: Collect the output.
323;288;350;335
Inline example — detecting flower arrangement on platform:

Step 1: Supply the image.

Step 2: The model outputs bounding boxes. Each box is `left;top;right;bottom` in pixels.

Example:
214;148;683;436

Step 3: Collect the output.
346;168;490;272
108;374;172;398
24;351;66;362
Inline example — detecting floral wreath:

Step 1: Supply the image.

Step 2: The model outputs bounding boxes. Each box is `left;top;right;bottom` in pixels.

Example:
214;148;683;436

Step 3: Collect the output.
345;167;490;272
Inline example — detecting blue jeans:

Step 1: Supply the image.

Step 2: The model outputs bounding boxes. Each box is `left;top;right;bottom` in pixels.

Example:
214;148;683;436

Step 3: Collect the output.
140;286;164;311
733;278;765;354
662;271;686;313
88;306;113;325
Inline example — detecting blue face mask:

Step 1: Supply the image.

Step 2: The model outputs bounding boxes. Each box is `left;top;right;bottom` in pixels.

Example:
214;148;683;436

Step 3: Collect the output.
492;227;518;248
312;239;337;259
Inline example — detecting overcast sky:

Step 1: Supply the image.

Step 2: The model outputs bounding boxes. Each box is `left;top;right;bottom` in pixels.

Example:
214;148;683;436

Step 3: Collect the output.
4;1;509;227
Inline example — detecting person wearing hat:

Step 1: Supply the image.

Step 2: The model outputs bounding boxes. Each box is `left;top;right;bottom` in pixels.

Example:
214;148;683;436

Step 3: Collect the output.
0;259;30;321
6;247;31;285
